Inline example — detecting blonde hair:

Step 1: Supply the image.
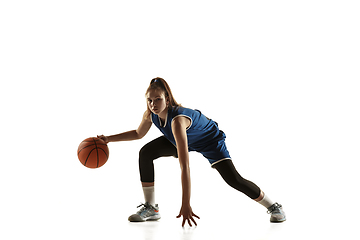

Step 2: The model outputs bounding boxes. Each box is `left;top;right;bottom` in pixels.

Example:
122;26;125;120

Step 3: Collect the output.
145;77;182;119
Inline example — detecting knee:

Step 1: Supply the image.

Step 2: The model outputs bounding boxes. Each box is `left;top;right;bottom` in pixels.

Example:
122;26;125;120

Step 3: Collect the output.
139;143;157;163
139;144;155;183
139;145;149;164
139;144;148;159
224;174;247;189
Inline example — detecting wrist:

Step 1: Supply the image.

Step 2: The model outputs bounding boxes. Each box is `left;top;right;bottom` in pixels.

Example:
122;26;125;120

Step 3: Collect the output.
181;200;191;207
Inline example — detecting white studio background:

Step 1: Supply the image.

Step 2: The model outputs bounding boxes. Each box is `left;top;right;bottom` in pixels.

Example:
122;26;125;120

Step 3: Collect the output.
1;1;359;239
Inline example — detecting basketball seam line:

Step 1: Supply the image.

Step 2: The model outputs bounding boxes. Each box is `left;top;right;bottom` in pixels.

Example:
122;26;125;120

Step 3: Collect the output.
97;147;109;159
77;143;107;154
84;148;96;166
92;137;99;168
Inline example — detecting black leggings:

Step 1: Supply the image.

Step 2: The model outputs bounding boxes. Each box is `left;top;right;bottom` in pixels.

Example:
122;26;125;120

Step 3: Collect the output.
139;136;261;200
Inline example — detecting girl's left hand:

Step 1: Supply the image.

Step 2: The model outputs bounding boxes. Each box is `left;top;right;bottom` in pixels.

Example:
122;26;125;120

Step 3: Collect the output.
97;135;109;143
176;204;200;227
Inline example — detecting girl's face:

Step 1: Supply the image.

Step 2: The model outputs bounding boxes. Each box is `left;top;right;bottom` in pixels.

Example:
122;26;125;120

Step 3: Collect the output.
146;89;169;116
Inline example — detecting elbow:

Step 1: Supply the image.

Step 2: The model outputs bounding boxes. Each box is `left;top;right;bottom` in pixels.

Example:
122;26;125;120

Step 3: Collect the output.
136;131;145;140
179;159;190;172
180;164;191;182
178;151;190;171
181;165;190;174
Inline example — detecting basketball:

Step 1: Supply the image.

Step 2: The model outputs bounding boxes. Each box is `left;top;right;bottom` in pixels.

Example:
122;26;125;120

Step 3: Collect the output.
77;137;109;168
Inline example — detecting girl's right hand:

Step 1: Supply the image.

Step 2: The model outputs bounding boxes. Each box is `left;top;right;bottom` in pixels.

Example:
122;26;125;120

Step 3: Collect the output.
97;135;109;144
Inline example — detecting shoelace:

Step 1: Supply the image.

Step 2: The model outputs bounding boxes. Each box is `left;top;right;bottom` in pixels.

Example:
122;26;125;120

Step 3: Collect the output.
136;203;155;213
267;202;282;214
136;203;157;217
137;203;155;209
137;203;147;208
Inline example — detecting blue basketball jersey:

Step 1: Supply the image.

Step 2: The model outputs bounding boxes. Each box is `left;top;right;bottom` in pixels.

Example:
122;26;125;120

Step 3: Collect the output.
151;107;228;155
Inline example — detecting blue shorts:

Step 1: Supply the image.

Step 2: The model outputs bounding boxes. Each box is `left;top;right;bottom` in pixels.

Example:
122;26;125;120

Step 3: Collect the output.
193;139;231;167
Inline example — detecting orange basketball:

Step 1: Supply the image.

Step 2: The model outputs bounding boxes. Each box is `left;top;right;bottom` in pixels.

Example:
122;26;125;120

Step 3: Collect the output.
77;137;109;168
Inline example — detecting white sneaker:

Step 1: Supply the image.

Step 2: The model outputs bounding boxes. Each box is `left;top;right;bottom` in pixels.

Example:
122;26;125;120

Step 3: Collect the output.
267;203;286;223
128;202;161;222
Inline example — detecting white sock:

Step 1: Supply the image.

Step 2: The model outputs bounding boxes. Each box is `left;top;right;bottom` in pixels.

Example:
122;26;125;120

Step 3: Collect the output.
142;186;155;206
257;193;275;209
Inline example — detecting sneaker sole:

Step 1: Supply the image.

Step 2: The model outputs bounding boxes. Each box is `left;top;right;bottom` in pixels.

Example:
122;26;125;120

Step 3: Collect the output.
128;215;161;222
146;217;161;221
270;218;286;223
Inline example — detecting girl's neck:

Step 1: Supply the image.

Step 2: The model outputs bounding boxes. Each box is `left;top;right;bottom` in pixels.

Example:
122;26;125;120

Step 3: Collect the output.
158;107;169;123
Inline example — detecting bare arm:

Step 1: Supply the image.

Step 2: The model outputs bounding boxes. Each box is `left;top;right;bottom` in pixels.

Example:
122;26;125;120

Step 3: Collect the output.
172;116;200;227
98;111;152;143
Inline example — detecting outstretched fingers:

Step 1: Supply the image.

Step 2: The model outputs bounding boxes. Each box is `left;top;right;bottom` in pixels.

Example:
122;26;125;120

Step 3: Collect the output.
177;212;200;227
193;213;200;220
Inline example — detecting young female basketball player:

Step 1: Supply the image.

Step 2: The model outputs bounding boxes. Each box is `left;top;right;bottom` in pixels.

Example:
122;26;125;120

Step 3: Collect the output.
98;77;285;227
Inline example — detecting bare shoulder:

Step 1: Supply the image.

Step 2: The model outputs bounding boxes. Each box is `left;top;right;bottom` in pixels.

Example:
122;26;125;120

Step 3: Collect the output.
172;116;191;129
